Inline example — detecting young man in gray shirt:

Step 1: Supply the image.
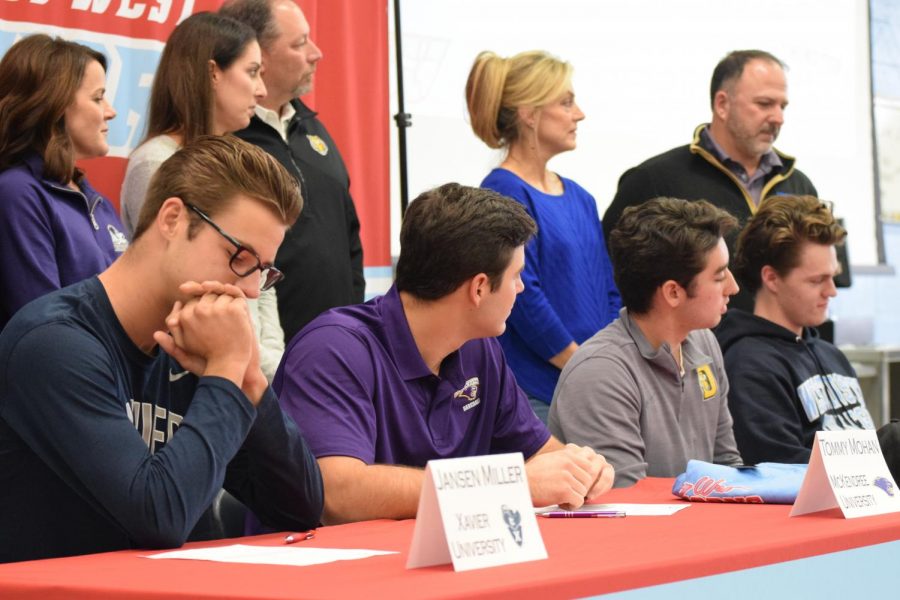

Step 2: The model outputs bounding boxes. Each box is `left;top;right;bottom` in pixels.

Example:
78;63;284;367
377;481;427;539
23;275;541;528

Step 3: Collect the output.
549;198;743;487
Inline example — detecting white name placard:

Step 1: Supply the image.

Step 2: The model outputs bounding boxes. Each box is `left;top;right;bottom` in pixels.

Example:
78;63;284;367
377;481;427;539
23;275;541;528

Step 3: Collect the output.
406;452;547;571
791;430;900;518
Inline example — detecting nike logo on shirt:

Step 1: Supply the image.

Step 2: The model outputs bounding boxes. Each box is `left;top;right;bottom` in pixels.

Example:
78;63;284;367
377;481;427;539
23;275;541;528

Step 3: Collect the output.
168;369;190;382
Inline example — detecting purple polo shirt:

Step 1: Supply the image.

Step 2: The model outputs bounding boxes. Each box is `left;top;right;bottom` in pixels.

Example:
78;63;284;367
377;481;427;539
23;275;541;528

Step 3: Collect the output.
273;285;550;466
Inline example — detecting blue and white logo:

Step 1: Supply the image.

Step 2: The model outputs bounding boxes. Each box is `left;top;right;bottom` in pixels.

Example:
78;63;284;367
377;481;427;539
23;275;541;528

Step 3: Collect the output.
501;504;523;547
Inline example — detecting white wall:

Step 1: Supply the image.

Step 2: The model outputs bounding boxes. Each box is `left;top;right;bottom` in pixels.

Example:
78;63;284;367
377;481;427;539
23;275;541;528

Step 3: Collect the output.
389;0;877;264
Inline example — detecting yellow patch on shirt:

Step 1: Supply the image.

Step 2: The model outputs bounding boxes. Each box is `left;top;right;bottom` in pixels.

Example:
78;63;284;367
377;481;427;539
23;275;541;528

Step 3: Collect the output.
696;364;717;400
306;134;329;156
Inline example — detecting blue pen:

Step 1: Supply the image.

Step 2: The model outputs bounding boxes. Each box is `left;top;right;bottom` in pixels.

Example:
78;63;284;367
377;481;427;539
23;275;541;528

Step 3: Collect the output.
539;510;625;518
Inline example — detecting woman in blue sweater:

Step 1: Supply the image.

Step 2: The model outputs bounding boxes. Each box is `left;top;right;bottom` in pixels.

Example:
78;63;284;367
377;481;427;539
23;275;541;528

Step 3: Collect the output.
466;50;620;422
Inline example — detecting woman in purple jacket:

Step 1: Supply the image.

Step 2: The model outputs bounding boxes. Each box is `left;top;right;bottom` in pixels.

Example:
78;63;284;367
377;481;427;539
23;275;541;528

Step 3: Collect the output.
0;34;126;330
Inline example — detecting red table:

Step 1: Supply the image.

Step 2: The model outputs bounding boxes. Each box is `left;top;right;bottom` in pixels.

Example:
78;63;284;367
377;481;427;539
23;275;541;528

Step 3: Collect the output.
1;477;899;599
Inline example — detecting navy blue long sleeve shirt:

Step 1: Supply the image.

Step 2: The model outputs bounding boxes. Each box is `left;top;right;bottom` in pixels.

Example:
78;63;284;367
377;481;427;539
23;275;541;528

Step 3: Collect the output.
0;278;323;563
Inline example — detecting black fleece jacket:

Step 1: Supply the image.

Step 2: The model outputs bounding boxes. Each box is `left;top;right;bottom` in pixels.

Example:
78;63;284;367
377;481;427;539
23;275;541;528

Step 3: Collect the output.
234;100;365;344
604;125;818;311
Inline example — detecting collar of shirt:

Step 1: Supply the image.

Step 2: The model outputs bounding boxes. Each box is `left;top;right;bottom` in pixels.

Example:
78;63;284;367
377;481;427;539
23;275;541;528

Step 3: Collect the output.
380;285;465;383
254;103;296;142
699;125;782;184
620;308;712;378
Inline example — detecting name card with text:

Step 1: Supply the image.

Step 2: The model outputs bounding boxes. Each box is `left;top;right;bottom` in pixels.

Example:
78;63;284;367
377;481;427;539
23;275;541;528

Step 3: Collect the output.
406;453;547;571
791;430;900;518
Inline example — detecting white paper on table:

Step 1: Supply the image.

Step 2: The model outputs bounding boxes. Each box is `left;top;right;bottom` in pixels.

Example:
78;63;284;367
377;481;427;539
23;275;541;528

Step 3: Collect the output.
144;544;397;567
536;503;689;516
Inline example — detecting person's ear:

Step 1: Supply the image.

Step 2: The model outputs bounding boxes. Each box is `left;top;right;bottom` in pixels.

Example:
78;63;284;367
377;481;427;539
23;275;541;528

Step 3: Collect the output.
660;279;683;309
467;273;490;307
209;59;220;86
760;265;780;293
157;197;187;241
713;89;730;121
516;106;536;130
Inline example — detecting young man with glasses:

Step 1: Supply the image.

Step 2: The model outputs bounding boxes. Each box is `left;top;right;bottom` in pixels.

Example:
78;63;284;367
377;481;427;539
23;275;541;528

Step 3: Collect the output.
0;136;323;563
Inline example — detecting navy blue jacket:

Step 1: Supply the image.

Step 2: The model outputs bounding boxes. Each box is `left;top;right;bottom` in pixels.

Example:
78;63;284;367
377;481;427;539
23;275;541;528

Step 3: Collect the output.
0;278;323;562
716;309;874;465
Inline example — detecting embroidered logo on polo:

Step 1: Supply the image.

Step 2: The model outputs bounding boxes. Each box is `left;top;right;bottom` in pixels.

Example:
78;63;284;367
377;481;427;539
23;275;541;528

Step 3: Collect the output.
108;224;129;253
696;364;717;400
454;377;481;411
306;134;329;156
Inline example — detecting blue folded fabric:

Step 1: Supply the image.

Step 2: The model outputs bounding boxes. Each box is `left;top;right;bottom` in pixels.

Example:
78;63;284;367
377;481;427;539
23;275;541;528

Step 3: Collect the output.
673;460;808;504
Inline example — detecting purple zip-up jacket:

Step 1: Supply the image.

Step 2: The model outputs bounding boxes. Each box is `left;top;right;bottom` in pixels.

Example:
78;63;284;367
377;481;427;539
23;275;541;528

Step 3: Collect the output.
0;153;127;330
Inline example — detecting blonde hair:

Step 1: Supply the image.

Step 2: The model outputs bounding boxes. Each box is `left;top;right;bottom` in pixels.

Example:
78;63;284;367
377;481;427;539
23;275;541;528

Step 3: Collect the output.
465;50;573;149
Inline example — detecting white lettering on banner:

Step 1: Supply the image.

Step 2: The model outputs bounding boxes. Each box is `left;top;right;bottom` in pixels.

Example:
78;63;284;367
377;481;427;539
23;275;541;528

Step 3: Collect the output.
71;0;113;14
70;0;173;23
147;0;172;23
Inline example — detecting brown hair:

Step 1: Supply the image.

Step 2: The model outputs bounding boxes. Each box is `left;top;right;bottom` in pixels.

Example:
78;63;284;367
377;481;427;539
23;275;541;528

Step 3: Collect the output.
219;0;281;52
144;12;256;145
733;195;844;296
609;198;738;314
132;135;302;240
395;183;536;300
466;50;572;149
0;34;107;184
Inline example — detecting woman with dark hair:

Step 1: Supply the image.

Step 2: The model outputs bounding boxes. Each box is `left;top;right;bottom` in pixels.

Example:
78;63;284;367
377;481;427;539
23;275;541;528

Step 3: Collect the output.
121;12;285;381
121;12;265;234
0;34;126;330
466;50;620;423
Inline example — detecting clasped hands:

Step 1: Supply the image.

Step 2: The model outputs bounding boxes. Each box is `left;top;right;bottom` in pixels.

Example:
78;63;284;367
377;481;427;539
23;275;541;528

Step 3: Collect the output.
526;443;615;509
152;281;267;405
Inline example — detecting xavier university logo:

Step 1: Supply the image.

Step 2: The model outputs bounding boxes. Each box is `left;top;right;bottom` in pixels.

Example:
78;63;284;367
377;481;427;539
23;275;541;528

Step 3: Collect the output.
454;377;481;412
696;364;717;400
501;505;523;546
306;134;329;156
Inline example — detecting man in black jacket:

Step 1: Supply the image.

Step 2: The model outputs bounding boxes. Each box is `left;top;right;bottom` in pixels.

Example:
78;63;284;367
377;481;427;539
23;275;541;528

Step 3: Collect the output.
715;195;873;465
604;50;817;311
221;0;365;344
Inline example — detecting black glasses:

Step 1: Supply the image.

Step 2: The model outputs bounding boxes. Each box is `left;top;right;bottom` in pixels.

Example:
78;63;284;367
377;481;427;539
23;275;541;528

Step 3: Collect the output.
184;203;284;292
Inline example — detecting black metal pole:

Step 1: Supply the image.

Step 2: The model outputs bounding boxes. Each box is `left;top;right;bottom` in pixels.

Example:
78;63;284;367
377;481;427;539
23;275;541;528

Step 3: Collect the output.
392;0;411;216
